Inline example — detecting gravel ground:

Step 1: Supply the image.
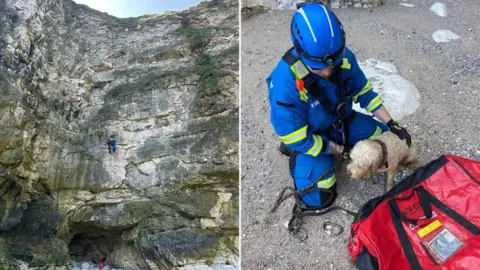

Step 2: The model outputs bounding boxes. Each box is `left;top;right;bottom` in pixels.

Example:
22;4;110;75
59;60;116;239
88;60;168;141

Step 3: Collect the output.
240;1;480;269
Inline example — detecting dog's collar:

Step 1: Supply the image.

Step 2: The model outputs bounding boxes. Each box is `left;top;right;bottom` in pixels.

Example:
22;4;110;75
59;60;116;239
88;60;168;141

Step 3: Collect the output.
372;139;389;168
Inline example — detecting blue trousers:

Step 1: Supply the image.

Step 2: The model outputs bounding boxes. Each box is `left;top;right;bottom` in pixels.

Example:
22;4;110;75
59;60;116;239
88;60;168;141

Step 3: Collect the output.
290;111;388;207
109;144;116;153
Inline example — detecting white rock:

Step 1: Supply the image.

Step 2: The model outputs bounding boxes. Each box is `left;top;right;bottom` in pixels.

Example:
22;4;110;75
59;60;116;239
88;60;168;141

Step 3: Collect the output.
72;267;81;270
432;30;460;43
430;2;447;17
399;3;415;7
81;262;90;269
353;59;421;120
330;0;341;9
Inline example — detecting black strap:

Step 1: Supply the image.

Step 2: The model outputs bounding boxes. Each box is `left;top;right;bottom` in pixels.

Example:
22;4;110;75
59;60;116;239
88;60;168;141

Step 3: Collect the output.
390;188;433;226
282;48;354;145
282;48;337;114
372;139;389;168
388;200;423;270
417;186;480;235
333;65;349;114
271;165;356;239
452;159;480;185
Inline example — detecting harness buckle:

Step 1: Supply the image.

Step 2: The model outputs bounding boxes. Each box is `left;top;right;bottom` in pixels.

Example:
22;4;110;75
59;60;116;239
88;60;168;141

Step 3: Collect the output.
332;120;346;145
332;120;344;132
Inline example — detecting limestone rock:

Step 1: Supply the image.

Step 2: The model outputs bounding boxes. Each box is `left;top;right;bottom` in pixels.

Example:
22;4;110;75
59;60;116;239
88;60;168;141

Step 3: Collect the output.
0;0;238;268
138;228;219;267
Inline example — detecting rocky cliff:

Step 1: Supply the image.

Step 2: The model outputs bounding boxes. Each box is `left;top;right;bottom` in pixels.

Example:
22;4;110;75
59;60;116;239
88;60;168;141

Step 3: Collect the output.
0;0;239;269
241;0;383;10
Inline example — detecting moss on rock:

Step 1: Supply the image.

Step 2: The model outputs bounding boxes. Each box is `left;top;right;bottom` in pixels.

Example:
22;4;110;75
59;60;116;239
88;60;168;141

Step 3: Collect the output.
0;239;15;270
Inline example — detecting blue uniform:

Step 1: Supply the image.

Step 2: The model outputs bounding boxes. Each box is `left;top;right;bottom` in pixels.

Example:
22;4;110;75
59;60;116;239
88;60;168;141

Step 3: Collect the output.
266;47;388;207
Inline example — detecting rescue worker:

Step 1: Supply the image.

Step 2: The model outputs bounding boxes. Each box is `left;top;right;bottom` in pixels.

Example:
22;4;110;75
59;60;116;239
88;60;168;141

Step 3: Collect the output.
266;2;412;209
106;135;117;154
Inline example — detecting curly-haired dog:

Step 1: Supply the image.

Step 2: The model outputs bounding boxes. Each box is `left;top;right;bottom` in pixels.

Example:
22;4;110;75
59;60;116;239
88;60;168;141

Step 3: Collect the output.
346;131;419;191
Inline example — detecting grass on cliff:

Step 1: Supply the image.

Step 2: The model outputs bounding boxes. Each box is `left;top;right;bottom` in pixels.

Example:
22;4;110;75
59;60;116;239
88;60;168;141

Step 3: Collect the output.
195;53;219;93
175;26;215;52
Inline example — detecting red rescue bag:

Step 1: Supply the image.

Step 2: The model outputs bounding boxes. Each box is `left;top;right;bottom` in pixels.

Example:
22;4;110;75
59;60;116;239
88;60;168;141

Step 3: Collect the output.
348;154;480;270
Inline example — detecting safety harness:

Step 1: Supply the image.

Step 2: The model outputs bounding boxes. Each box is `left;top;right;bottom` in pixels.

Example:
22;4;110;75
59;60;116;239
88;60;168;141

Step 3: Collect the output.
281;48;354;145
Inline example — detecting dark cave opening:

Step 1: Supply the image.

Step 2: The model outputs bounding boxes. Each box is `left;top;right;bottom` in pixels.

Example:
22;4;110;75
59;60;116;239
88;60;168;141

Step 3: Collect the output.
67;233;108;263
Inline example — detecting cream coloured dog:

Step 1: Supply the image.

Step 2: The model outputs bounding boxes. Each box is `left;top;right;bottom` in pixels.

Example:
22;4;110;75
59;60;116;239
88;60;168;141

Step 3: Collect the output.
346;131;419;191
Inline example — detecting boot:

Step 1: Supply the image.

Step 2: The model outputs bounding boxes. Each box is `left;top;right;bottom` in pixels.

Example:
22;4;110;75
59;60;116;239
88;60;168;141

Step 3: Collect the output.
279;142;294;157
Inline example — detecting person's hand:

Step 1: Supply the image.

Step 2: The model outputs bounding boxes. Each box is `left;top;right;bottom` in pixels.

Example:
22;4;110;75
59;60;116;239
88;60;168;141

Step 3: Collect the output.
387;120;412;147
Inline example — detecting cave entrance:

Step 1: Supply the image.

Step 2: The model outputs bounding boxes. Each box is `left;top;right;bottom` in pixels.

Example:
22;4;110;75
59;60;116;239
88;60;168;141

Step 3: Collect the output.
68;233;107;263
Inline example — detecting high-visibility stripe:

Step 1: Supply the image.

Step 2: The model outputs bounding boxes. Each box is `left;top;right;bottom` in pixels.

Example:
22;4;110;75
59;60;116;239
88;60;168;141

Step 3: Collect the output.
320;5;334;38
279;125;308;145
290;60;309;80
366;96;384;112
297;8;318;42
317;174;336;189
299;89;308;102
306;134;323;157
353;81;373;102
341;58;351;70
368;126;382;140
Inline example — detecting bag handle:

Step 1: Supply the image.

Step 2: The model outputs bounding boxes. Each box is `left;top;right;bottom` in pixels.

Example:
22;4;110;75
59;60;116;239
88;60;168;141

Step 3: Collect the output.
389;187;433;226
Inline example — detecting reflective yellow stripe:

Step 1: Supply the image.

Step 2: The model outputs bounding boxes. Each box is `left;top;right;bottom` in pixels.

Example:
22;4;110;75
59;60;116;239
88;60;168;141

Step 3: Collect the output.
368;126;382;139
306;134;323;157
290;60;309;80
299;88;308;102
317;174;336;189
353;81;374;102
341;58;351;70
366;96;384;112
279;125;308;145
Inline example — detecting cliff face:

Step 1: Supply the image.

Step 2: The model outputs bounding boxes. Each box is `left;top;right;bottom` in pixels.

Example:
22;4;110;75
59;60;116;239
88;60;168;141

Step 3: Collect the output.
241;0;383;9
0;0;239;269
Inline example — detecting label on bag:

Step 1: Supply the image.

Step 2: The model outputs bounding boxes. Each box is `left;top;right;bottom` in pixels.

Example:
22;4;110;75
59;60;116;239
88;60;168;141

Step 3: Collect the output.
417;220;442;238
427;228;464;262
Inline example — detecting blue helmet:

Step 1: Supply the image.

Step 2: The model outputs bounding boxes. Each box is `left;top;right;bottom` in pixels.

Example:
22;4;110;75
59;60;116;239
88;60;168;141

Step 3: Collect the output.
290;3;346;69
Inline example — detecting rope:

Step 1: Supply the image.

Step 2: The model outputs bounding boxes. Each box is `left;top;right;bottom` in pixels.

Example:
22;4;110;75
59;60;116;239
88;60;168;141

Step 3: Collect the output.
269;165;357;240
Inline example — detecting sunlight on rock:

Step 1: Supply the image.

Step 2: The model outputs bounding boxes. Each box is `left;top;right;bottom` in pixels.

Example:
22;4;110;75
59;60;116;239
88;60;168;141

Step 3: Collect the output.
432;30;460;43
354;59;421;120
430;2;447;17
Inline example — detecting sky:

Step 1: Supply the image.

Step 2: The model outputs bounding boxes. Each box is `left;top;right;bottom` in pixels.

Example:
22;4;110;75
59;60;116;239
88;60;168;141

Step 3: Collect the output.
72;0;203;18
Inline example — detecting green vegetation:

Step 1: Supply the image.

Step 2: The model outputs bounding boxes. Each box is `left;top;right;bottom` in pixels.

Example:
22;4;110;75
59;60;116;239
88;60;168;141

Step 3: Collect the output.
195;53;219;93
0;240;15;270
175;26;215;52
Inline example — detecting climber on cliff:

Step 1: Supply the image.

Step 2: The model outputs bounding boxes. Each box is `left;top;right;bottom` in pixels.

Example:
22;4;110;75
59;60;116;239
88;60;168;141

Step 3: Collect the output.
106;135;117;154
266;2;412;209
